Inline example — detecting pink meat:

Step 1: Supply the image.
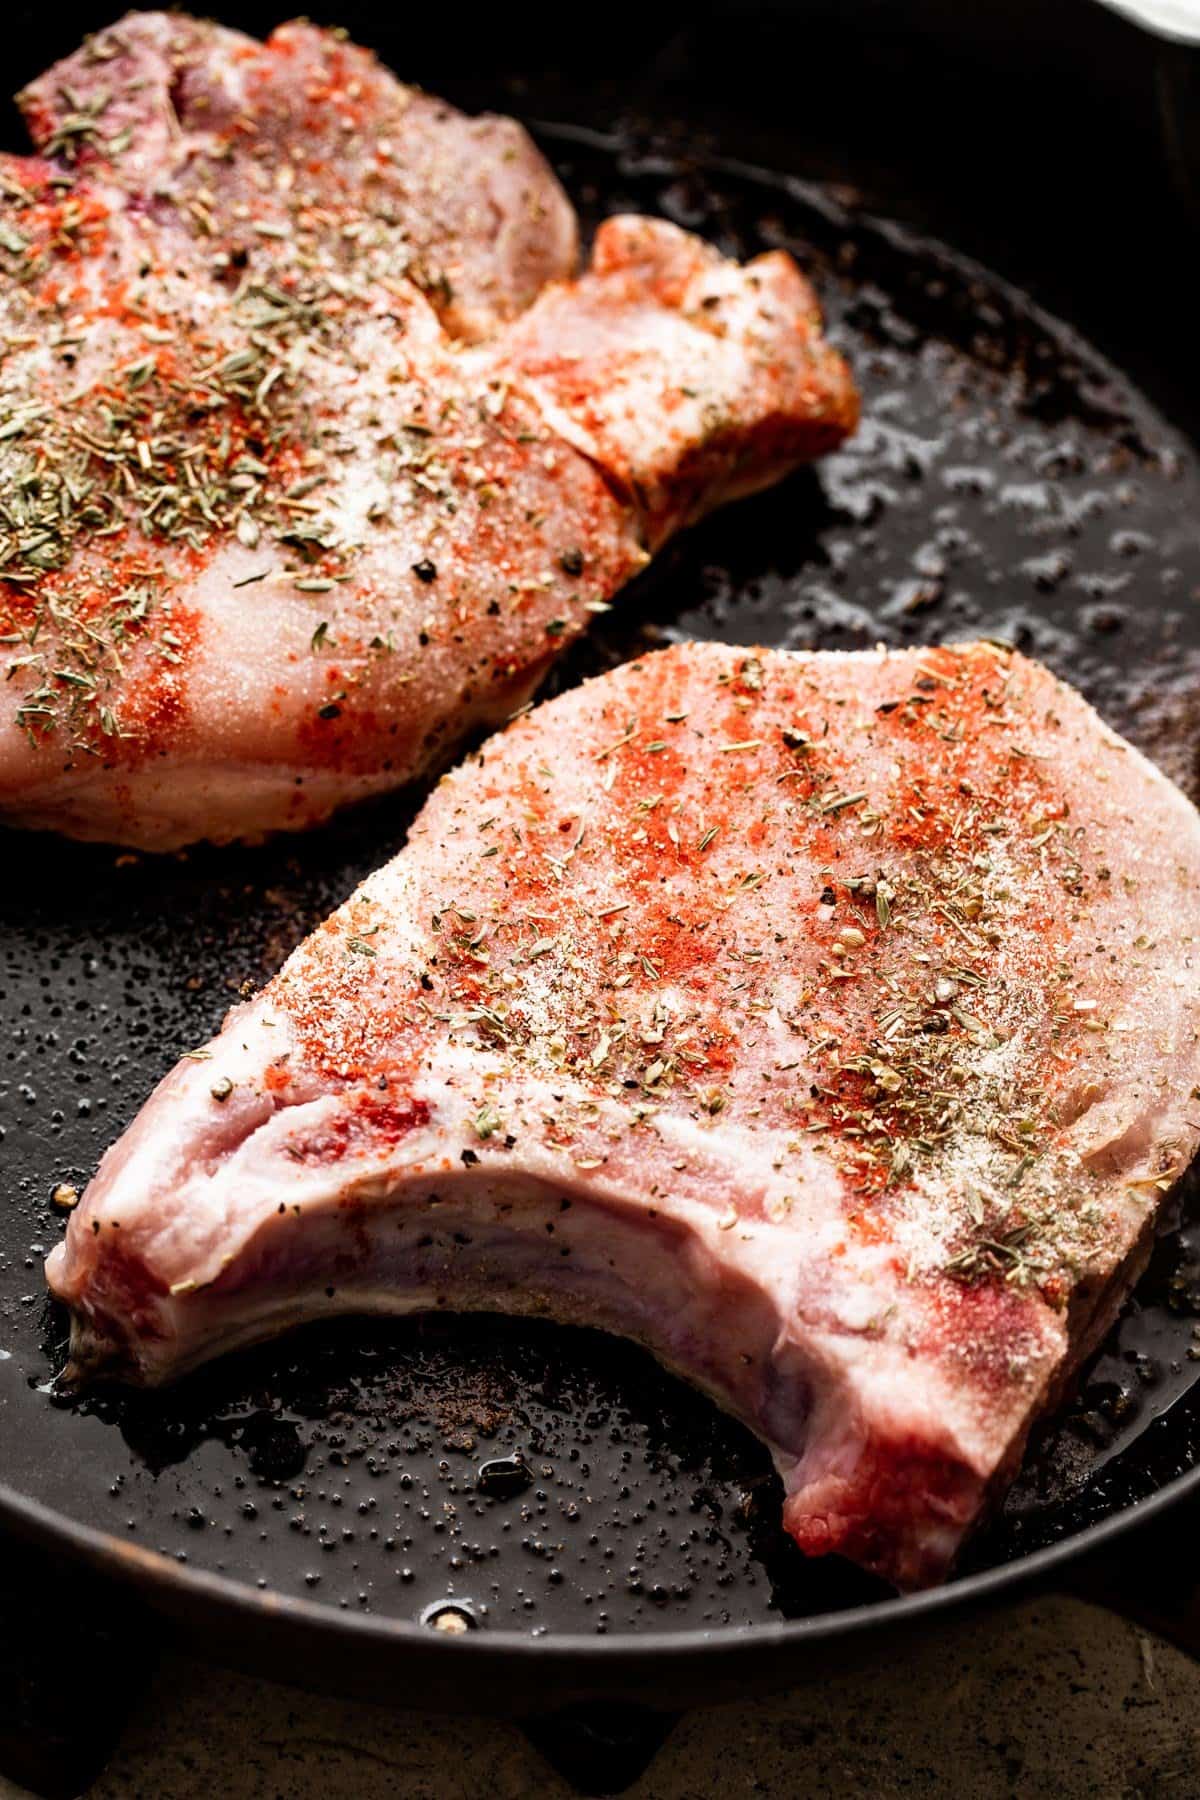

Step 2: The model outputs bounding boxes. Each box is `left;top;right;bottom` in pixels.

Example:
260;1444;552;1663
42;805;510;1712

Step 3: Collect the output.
0;14;857;849
18;12;579;340
47;640;1200;1588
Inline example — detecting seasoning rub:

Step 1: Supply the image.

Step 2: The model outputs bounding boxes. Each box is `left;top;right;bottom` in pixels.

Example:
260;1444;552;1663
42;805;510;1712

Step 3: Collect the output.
47;639;1200;1591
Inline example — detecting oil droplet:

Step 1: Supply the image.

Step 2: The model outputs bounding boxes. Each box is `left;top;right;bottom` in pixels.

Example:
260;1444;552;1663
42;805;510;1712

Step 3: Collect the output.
477;1453;533;1499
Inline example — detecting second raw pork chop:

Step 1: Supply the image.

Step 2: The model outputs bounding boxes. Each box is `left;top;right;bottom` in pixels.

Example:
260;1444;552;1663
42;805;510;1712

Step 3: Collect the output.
0;13;856;848
48;641;1200;1587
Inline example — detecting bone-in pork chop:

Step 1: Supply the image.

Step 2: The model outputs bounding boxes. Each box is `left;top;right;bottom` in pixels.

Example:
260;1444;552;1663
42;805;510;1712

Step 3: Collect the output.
47;641;1200;1588
0;14;857;848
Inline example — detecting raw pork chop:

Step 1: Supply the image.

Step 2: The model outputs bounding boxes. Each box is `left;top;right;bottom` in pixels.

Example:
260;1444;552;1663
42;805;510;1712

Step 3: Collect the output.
0;14;857;849
48;640;1200;1588
18;11;579;342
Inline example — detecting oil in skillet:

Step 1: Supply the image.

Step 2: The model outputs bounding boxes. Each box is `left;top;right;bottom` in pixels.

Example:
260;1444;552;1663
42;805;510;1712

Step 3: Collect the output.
476;1453;534;1499
3;136;1199;1630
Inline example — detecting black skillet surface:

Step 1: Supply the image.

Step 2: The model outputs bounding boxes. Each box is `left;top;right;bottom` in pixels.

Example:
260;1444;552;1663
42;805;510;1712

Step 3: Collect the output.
3;109;1200;1692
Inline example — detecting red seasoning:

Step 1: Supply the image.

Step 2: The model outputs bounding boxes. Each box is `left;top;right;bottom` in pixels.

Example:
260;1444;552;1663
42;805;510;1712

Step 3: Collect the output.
47;640;1200;1589
0;13;856;847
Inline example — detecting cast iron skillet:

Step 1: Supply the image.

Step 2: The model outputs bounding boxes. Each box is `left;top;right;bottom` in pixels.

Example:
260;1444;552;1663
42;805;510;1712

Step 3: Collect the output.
2;0;1200;1719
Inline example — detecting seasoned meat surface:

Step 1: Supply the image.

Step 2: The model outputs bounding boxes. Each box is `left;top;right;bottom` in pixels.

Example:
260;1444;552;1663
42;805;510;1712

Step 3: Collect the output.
48;641;1200;1587
19;12;580;341
0;14;857;848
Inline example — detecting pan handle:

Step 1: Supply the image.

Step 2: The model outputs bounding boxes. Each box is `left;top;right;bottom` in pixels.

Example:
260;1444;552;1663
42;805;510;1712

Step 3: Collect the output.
521;1705;679;1795
1056;1492;1200;1660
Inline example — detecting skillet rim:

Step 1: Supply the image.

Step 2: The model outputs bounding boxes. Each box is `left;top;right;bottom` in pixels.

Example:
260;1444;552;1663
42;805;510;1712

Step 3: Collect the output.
1;1456;1197;1660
